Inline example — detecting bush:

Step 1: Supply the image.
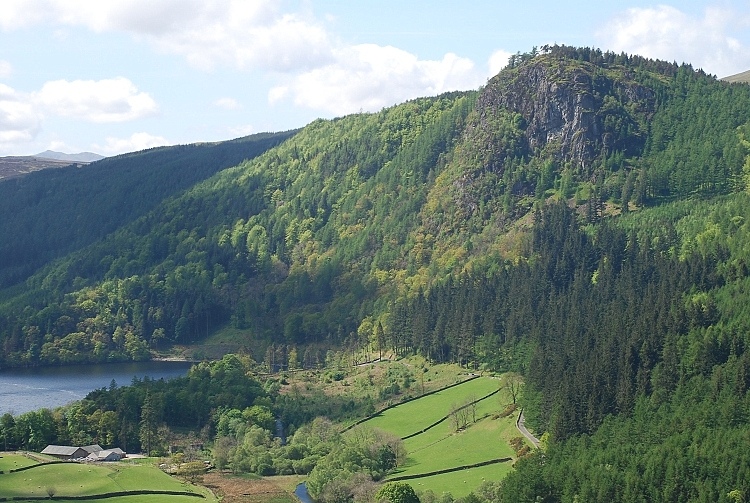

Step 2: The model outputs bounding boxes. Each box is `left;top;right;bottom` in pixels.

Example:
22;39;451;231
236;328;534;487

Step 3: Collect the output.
375;482;420;503
293;456;319;475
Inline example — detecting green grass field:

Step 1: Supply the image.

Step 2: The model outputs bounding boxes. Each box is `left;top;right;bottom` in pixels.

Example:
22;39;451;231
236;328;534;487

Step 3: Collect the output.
408;461;514;499
349;374;530;498
0;454;216;502
360;376;502;438
0;452;38;472
398;414;517;476
17;497;209;503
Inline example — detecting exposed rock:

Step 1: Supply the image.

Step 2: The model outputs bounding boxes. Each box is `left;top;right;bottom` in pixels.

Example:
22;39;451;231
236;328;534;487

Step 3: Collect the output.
478;55;656;173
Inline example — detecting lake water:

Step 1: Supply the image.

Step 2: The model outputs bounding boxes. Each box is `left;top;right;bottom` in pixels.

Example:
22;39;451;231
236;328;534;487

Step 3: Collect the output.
0;360;194;416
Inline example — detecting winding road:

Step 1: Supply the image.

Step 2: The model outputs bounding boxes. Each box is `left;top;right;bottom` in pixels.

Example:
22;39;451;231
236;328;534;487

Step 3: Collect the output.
516;409;540;448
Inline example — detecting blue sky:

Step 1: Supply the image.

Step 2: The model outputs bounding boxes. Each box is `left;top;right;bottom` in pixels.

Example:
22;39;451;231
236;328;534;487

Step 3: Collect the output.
0;0;749;157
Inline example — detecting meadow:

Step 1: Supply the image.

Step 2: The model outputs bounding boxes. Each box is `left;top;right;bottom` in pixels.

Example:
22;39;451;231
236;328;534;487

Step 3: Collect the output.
352;374;528;498
359;375;502;438
406;462;514;500
0;453;37;472
0;453;216;502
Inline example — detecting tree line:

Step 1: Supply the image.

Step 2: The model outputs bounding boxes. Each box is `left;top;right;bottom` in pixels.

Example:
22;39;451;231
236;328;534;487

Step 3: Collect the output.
0;354;267;454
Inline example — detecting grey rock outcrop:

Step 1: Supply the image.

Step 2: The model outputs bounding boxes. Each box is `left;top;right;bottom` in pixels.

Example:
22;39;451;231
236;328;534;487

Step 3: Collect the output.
478;56;656;173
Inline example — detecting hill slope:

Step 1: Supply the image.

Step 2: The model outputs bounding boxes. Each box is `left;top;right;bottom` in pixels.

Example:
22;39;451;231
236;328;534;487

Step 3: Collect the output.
722;68;750;83
35;150;105;162
0;155;78;181
0;45;749;372
0;130;297;289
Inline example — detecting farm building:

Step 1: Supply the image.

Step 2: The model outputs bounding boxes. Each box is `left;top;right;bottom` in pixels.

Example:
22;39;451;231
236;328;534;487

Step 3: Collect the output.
40;445;88;460
41;444;125;461
87;449;124;462
81;444;104;455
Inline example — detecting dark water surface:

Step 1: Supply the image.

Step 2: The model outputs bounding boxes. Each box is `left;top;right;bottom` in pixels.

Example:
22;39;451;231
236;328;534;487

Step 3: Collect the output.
295;482;314;503
0;360;193;415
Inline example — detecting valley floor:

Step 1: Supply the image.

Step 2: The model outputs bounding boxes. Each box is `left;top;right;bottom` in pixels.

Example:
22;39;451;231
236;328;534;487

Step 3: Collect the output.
201;472;302;503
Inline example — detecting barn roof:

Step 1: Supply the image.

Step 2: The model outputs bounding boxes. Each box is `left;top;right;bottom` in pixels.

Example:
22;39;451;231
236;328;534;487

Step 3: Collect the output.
41;445;85;456
81;444;103;454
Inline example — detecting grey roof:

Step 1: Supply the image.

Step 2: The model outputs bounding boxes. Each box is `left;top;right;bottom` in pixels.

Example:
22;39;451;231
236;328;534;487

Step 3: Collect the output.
87;449;122;461
81;444;103;454
41;445;86;456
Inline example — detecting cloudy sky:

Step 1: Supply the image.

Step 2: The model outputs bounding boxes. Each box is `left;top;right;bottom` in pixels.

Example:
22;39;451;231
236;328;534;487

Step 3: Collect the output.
1;0;749;157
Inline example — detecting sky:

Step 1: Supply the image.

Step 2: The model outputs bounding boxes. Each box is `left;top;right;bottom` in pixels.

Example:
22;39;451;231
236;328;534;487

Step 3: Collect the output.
0;1;749;157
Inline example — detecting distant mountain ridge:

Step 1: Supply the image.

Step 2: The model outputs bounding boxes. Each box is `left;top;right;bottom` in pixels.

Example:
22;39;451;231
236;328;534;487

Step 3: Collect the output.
0;150;104;181
722;69;750;83
35;150;105;162
0;155;73;181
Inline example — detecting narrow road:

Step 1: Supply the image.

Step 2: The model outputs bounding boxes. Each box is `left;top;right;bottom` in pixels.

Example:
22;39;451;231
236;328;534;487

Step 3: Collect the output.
516;409;540;448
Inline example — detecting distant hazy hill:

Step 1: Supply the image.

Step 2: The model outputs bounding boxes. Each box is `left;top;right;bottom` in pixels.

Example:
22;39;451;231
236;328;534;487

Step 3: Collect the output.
0;151;104;181
35;150;105;162
722;69;750;83
0;155;74;181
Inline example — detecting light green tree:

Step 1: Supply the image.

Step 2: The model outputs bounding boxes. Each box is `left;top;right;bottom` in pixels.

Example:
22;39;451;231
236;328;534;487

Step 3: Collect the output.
375;482;419;503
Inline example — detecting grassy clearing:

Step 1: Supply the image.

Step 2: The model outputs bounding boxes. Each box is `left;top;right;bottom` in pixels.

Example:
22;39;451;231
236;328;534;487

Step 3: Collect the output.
268;474;306;494
397;413;518;475
409;462;514;499
345;357;474;395
0;458;215;502
402;390;511;453
0;452;39;472
349;372;529;498
359;376;501;437
16;497;209;503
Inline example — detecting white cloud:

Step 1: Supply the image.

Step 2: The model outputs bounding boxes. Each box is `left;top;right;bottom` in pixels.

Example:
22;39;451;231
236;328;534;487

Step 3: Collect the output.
215;97;241;110
35;77;158;123
271;44;482;116
0;0;48;30
0;1;493;119
166;9;334;72
0;0;335;73
268;86;289;105
488;50;512;78
0;60;12;79
597;5;750;77
93;131;169;155
0;84;40;147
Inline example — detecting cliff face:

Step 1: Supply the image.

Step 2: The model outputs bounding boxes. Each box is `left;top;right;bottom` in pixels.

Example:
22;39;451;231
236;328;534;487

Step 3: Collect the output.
478;56;657;172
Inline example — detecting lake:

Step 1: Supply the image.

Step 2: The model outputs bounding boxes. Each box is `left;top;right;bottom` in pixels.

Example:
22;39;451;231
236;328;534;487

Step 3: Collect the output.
0;360;194;416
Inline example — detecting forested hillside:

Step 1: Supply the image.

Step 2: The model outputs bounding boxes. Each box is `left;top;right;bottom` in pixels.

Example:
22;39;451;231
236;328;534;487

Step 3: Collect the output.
2;45;749;371
2;44;750;500
0;130;296;289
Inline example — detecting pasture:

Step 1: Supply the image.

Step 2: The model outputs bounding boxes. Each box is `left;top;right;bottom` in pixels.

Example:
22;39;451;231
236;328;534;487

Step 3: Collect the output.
360;375;502;438
398;414;518;476
408;461;514;499
0;452;37;472
352;374;530;498
0;453;216;502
